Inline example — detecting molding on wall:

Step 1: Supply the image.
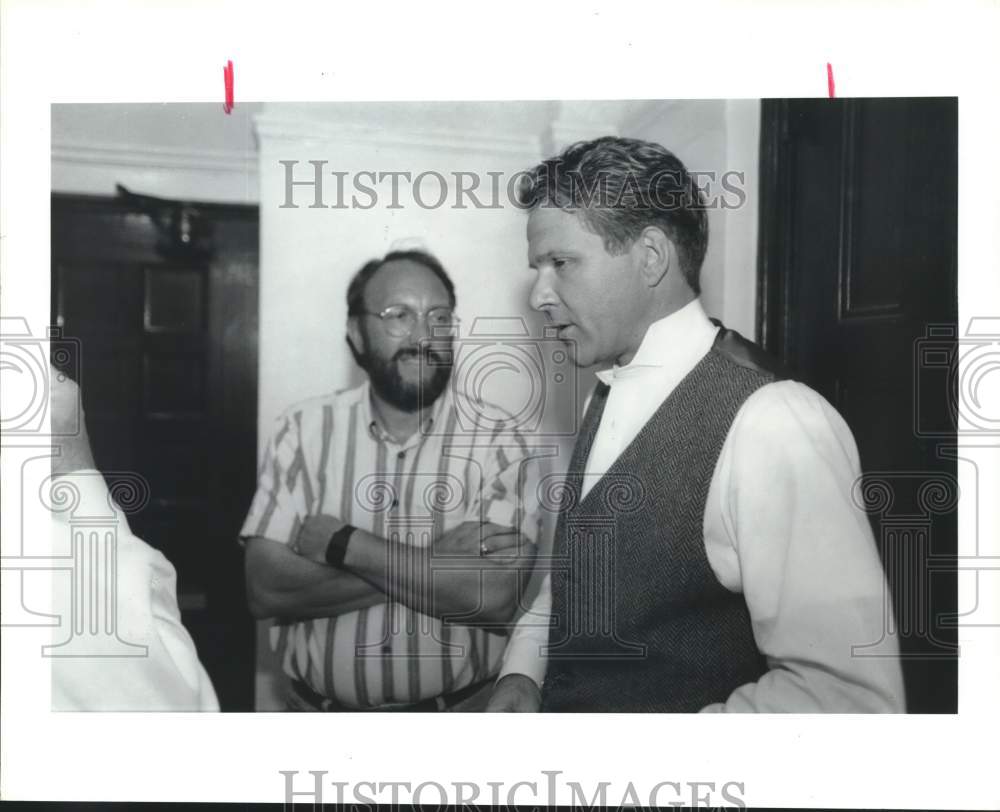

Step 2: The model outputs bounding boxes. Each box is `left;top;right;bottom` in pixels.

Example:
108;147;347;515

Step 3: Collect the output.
254;112;543;159
52;139;258;175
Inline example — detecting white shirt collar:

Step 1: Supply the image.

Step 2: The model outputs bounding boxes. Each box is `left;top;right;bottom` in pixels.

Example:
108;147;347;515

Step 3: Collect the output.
595;298;717;385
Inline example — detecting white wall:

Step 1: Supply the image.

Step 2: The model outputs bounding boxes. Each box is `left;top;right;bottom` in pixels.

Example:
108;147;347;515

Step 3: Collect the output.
722;100;762;338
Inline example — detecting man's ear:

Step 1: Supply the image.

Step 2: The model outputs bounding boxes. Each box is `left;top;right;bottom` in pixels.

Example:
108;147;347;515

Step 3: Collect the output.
346;316;365;363
636;226;674;288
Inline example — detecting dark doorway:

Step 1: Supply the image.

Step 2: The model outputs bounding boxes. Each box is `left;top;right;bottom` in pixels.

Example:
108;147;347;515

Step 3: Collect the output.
757;98;958;712
51;193;259;710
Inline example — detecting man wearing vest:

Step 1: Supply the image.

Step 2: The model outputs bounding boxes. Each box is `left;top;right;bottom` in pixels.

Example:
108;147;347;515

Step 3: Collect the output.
487;136;906;712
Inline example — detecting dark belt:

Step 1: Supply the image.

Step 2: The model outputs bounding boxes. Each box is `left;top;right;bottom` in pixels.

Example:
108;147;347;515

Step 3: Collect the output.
290;677;489;712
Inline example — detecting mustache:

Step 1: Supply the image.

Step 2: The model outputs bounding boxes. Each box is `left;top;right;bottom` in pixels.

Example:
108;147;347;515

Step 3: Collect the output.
393;346;451;364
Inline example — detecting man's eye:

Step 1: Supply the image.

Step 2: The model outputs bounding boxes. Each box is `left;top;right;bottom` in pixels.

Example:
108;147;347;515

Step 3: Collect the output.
428;312;454;326
553;258;569;271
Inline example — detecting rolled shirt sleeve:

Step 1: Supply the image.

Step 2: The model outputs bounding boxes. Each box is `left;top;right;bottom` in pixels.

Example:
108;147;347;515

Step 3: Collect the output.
239;413;309;547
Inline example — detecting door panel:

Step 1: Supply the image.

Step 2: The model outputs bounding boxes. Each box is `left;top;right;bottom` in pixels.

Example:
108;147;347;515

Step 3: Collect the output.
51;194;259;710
758;98;958;712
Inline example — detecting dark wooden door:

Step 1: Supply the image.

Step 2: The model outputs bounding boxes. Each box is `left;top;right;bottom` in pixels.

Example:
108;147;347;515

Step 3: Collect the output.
51;194;259;710
758;98;958;713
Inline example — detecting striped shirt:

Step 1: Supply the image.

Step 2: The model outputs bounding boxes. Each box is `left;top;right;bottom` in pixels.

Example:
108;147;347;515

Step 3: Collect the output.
240;381;543;709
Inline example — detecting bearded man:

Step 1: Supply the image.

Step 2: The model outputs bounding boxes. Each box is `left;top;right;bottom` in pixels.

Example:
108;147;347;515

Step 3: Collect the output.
242;250;541;711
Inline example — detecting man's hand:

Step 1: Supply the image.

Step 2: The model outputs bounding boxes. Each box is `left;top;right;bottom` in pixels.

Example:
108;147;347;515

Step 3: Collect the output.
294;515;348;564
486;673;542;712
433;521;522;559
50;366;95;476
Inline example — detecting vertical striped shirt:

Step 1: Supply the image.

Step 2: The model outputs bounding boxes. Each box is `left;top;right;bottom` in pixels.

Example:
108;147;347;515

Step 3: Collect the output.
240;381;542;708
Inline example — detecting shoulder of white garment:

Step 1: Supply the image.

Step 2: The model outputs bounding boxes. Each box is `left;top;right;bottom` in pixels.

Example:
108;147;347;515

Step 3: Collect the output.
48;470;179;612
48;469;219;709
49;469;133;532
727;379;861;467
705;379;863;580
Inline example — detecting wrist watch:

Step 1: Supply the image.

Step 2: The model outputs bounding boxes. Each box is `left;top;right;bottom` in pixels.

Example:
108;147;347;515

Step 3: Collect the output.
325;524;356;567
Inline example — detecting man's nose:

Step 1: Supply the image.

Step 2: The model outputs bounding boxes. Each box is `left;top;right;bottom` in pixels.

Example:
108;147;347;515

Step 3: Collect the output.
529;269;559;313
410;314;431;339
408;311;445;346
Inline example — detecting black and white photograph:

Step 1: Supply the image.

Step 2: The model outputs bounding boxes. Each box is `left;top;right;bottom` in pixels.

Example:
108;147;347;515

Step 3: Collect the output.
1;2;997;809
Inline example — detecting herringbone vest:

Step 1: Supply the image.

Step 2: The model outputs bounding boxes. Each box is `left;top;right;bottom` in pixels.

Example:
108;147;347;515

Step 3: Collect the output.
540;325;788;712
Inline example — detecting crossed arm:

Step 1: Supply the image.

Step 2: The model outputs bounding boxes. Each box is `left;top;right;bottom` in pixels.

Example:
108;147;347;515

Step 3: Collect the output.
244;535;389;621
245;518;537;627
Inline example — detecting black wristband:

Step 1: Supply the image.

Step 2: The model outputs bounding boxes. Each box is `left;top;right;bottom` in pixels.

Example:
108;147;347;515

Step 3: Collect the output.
325;524;355;568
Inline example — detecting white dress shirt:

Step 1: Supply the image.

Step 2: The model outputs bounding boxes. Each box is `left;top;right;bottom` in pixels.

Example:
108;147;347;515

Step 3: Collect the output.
499;299;905;712
50;470;219;711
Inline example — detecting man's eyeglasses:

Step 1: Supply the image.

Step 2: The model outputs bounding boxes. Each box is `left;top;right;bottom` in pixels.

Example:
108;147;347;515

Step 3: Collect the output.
357;305;458;338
